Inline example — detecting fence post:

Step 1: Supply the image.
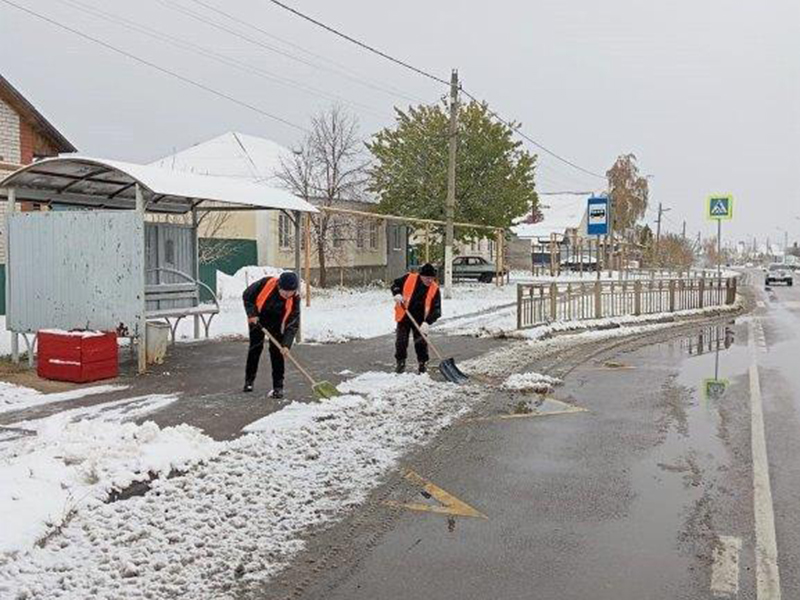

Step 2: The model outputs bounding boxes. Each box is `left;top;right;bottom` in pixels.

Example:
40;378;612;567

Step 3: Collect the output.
668;279;676;312
634;281;642;316
698;277;705;309
549;282;558;321
517;284;523;329
594;281;602;319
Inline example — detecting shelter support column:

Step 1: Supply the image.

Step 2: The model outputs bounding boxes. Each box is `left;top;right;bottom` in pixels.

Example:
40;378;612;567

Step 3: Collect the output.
304;213;311;308
6;188;18;364
192;206;200;339
293;211;302;340
135;184;147;374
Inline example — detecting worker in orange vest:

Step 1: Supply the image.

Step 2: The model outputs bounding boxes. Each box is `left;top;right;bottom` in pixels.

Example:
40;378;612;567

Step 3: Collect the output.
391;263;442;374
242;272;300;398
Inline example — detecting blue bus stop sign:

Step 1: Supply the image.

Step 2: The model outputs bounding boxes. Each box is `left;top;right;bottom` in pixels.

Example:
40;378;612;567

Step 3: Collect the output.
587;196;610;236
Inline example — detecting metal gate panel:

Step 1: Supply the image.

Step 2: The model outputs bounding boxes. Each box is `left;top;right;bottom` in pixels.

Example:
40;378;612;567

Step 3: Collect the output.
144;223;196;312
7;211;143;333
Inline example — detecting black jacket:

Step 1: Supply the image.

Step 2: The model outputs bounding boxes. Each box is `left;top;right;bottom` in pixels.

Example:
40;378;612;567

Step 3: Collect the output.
391;273;442;325
243;277;300;347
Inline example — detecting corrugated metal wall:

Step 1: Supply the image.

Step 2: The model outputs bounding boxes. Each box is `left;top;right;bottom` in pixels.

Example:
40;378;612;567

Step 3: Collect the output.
7;211;143;333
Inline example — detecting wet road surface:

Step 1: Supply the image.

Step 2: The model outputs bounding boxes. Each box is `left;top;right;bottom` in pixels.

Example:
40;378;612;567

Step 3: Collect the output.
265;272;800;600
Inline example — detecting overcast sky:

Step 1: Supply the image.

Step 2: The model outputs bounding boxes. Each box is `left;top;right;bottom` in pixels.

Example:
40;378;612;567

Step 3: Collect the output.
2;0;798;246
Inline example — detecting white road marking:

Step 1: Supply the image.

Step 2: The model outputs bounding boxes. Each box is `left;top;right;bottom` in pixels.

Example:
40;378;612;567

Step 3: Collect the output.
711;535;742;597
748;320;782;599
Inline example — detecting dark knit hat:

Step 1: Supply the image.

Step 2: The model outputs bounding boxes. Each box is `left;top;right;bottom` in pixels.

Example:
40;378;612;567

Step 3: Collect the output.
278;271;299;291
419;263;437;277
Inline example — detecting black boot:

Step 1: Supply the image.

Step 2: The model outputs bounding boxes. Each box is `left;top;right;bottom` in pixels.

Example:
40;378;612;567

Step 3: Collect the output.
271;387;284;399
243;381;254;393
418;362;427;375
395;360;406;374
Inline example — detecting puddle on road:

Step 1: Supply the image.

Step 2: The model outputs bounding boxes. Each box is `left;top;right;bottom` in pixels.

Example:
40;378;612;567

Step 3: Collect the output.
583;321;749;594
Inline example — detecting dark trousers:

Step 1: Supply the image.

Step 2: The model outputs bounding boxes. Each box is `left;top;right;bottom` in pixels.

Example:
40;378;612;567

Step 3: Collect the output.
395;319;429;364
245;325;285;388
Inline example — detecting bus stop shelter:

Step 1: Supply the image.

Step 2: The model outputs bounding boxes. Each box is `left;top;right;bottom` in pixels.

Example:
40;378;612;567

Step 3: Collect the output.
0;156;317;373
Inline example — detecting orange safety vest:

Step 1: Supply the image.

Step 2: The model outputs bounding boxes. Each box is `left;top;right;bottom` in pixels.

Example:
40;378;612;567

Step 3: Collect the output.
394;273;439;323
255;277;295;332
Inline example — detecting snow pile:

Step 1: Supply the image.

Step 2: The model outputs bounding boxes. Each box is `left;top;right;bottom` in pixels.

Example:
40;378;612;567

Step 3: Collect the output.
502;372;562;394
0;414;220;555
0;382;128;414
0;373;480;598
216;266;284;300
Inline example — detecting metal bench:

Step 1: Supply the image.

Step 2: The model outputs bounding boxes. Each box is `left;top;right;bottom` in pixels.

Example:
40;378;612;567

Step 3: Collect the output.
145;268;220;343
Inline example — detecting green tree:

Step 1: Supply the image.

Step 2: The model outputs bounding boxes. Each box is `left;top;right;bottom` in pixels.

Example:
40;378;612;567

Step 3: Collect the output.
367;101;537;242
606;153;649;234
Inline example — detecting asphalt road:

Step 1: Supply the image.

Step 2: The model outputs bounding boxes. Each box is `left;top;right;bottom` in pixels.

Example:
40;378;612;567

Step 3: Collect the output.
261;272;800;600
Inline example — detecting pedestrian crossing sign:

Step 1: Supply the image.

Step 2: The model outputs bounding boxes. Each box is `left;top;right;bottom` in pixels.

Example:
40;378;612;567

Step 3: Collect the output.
707;195;733;220
703;378;729;401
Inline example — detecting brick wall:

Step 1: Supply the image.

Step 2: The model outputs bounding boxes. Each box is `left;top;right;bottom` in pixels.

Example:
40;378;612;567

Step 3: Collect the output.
0;97;21;165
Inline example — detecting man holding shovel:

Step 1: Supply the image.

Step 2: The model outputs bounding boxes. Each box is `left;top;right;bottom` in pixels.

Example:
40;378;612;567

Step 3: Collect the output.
392;263;442;374
242;272;300;399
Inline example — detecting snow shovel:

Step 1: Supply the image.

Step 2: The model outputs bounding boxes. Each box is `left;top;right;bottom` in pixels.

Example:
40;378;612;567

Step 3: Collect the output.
404;312;469;384
261;328;340;400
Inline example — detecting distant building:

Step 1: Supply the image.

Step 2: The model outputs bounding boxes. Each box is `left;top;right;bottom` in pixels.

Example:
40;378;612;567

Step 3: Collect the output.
511;194;590;269
152;131;407;286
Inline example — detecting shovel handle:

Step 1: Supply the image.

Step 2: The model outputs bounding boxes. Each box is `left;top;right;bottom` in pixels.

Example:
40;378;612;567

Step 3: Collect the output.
403;310;444;361
261;327;318;388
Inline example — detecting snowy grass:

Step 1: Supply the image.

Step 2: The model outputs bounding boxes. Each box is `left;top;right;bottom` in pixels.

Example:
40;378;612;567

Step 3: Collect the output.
0;382;129;415
0;372;483;599
173;268;520;344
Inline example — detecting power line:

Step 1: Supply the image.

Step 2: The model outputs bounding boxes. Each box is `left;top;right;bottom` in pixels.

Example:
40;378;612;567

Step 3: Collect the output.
54;0;388;120
262;0;605;181
0;0;307;132
184;0;425;104
460;88;605;180
264;0;450;86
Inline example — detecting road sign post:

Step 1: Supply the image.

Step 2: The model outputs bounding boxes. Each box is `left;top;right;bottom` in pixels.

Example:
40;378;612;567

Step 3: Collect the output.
707;195;734;278
587;196;609;280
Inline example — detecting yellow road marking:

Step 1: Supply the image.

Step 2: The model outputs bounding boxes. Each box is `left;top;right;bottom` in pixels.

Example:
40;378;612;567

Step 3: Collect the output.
384;470;487;519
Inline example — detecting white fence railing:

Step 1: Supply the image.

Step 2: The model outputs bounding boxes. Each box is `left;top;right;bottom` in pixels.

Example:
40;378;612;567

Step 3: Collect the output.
516;276;738;329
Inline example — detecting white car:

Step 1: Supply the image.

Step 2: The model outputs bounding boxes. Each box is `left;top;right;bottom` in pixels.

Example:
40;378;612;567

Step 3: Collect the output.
765;263;793;286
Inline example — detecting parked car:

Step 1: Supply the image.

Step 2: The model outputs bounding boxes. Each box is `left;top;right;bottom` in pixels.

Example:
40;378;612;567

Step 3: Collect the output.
448;256;507;283
765;263;793;286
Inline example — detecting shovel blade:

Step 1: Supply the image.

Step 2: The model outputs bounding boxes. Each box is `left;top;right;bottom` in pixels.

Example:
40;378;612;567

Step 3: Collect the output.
438;358;469;384
313;380;340;400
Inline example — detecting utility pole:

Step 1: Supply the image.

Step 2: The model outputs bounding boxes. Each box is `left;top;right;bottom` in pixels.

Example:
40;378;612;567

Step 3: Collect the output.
655;202;670;264
682;220;686;239
443;69;459;299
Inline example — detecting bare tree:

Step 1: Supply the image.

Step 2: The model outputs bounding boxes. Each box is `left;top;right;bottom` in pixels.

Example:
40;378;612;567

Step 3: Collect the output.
652;233;694;269
159;207;241;265
277;105;369;287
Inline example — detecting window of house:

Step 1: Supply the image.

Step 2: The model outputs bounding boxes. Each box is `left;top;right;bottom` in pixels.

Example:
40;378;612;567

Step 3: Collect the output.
369;221;379;250
332;217;344;248
355;219;365;249
392;225;403;251
279;213;293;250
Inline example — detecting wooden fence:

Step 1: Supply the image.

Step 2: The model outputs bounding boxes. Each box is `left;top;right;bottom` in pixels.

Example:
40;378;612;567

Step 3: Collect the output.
516;276;738;329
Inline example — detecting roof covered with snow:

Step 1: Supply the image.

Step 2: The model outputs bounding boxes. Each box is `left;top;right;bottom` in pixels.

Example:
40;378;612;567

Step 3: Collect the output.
150;131;287;185
512;194;589;240
0;156;318;214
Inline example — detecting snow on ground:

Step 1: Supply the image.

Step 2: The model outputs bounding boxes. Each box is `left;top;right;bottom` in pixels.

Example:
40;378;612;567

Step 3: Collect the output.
0;372;483;599
173;266;519;344
0;382;129;414
501;372;562;394
0;386;210;556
